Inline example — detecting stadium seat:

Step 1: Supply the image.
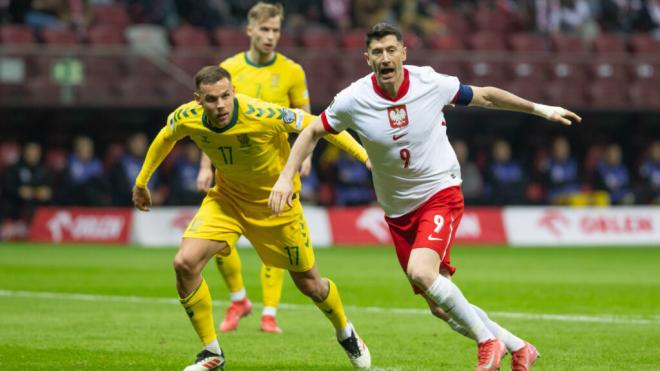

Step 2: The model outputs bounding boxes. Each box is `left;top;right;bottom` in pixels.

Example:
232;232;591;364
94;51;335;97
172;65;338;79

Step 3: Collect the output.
41;28;79;45
125;24;170;55
549;61;588;83
587;61;627;81
629;80;660;108
509;33;548;52
502;80;545;102
473;8;511;34
429;60;465;78
593;34;627;54
277;31;297;48
438;12;469;36
123;55;166;79
116;77;160;106
0;83;29;105
0;25;35;45
427;35;465;51
170;53;214;75
26;77;66;105
629;33;660;54
629;61;660;82
86;24;124;45
300;28;338;49
77;77;117;105
468;32;507;51
545;80;586;107
508;60;549;81
403;33;423;50
551;34;587;53
213;26;249;50
82;55;123;80
587;79;629;108
90;4;130;30
160;79;194;106
170;25;210;49
464;60;507;86
340;30;366;49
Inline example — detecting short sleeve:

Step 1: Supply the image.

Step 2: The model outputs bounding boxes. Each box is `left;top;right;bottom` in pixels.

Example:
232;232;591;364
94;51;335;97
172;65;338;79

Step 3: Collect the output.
433;73;461;106
289;64;310;107
321;90;353;134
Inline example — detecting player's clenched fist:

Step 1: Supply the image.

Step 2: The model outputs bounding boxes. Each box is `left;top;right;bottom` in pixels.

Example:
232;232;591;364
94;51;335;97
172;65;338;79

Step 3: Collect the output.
132;185;152;212
269;176;294;215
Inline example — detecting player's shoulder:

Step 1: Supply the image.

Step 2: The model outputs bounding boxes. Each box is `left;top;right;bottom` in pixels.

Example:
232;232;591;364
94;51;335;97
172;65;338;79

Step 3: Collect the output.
407;64;457;82
168;100;203;127
275;52;304;72
220;52;246;69
236;93;299;124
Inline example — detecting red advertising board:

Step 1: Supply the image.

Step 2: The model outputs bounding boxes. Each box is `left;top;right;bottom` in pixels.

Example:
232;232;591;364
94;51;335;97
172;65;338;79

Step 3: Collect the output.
327;206;506;245
29;207;132;244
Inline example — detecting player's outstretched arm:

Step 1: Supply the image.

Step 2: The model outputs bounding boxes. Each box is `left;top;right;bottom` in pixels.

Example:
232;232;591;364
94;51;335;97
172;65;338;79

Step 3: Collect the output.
133;127;177;211
469;86;582;125
196;153;213;192
269;118;327;214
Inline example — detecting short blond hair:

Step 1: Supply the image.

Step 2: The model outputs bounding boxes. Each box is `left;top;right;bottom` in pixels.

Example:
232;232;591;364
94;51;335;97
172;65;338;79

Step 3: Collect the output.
248;2;284;24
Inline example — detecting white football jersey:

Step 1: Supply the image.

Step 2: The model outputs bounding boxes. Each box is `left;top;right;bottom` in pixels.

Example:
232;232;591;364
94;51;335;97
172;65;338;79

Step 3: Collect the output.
321;65;463;217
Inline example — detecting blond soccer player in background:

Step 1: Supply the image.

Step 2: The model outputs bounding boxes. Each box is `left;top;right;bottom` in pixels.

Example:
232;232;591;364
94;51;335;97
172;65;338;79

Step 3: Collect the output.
132;66;371;370
195;2;312;334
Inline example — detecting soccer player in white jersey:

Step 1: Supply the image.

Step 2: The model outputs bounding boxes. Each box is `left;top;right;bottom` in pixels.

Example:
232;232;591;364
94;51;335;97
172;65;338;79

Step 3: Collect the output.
269;23;581;371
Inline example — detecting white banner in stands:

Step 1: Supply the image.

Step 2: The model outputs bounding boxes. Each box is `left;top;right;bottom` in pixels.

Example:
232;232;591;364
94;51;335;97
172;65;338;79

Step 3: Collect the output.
131;205;331;247
503;207;660;246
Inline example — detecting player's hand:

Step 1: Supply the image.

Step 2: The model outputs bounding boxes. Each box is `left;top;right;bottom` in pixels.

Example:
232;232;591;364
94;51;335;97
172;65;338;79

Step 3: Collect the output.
365;158;372;171
534;104;582;126
269;176;295;215
196;167;213;193
299;155;313;177
132;185;152;212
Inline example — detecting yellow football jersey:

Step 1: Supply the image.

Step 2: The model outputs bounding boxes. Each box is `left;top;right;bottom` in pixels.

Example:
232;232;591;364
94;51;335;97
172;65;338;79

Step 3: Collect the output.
155;94;365;206
221;52;309;108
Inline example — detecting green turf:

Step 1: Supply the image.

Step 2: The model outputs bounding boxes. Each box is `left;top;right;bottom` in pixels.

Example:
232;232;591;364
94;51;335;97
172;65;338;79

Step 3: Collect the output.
1;243;659;370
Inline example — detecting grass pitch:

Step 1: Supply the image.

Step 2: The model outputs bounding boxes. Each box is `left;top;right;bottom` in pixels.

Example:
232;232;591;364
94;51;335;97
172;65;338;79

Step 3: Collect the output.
1;243;659;370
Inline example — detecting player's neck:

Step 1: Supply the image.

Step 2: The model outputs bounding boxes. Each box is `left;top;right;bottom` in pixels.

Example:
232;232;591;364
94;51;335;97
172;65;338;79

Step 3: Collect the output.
247;49;276;66
379;77;404;99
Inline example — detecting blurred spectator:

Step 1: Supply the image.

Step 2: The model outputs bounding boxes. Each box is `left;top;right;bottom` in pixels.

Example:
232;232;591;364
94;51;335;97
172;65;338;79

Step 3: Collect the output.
126;0;179;27
110;132;163;206
539;136;581;204
332;151;375;206
322;0;351;30
535;0;598;38
599;0;656;32
396;0;443;37
62;136;111;206
25;0;69;30
593;143;634;204
485;139;529;205
300;165;320;204
174;0;226;29
638;141;660;204
1;142;52;220
353;0;396;29
452;139;483;205
168;141;204;205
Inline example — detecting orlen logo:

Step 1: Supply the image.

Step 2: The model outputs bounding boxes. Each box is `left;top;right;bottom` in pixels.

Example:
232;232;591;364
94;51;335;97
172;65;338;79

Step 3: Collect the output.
538;210;570;237
46;211;125;242
356;207;390;242
580;215;653;234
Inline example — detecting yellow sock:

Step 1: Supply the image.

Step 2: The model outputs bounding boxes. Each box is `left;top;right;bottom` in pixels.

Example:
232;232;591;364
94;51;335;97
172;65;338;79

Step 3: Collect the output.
215;246;244;293
314;278;348;331
261;264;285;310
179;278;216;345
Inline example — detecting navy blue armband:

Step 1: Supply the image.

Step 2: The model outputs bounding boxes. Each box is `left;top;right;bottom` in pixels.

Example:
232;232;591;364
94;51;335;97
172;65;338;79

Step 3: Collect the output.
452;84;473;106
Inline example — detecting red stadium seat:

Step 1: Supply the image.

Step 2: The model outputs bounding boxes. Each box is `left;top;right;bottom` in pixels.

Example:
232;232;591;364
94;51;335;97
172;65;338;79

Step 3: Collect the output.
340;30;365;49
0;25;35;45
116;77;160;106
123;55;166;78
549;61;588;82
502;80;545;102
170;25;210;49
26;77;65;105
41;28;79;45
587;61;627;81
508;60;549;81
0;83;29;105
427;35;465;51
473;8;511;34
629;61;660;82
593;34;626;54
629;80;660;108
82;55;123;80
403;33;423;50
300;28;338;49
464;60;508;86
587;79;629;108
277;31;297;48
468;32;507;51
160;79;195;106
551;34;587;53
430;60;465;78
90;4;130;30
439;12;469;36
213;26;249;50
545;80;586;107
170;53;214;75
87;25;124;45
77;77;117;105
629;33;660;55
509;33;547;52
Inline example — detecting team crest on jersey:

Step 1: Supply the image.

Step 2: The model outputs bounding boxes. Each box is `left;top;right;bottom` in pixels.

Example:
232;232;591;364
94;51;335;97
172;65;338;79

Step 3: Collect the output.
236;134;251;148
270;74;280;87
387;105;409;128
282;109;296;124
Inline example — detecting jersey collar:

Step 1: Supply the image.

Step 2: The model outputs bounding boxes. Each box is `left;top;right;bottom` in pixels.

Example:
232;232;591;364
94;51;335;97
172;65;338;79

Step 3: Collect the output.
371;68;410;102
202;97;239;133
244;51;277;67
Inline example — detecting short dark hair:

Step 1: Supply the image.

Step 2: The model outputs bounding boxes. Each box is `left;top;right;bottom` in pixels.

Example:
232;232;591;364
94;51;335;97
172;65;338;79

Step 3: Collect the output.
365;23;403;49
194;66;231;90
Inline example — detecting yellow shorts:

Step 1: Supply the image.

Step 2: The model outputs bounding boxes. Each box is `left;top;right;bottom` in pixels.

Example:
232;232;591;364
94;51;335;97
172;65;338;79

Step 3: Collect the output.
182;187;314;272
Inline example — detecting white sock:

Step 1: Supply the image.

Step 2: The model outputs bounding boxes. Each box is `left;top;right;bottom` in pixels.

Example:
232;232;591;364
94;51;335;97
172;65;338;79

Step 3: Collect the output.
229;288;246;301
336;321;354;341
447;318;475;340
471;304;525;352
262;306;277;317
425;275;494;343
204;339;222;355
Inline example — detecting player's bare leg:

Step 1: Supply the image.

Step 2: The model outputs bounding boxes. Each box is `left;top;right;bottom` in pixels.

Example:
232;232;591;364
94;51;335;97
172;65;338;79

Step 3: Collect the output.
289;265;371;369
175;238;230;371
407;248;505;371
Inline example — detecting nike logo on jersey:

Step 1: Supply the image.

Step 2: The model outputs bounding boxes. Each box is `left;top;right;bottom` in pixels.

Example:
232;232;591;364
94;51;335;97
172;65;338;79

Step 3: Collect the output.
427;234;443;241
392;133;408;141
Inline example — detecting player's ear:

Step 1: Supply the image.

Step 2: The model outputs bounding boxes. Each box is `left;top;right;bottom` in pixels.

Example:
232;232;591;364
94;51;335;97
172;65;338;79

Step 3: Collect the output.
363;51;372;69
402;45;407;62
246;23;253;38
193;91;201;103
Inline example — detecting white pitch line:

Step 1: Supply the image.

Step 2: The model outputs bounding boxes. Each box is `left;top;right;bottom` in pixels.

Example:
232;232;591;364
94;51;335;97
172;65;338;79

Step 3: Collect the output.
1;289;658;326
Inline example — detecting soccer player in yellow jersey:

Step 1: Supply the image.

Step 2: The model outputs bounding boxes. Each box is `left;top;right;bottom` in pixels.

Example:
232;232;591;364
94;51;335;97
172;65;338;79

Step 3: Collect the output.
132;66;371;370
196;2;312;334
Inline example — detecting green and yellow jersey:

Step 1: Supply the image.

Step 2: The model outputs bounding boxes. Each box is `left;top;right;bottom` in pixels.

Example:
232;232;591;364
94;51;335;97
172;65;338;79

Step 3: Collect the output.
135;93;366;205
221;52;309;108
